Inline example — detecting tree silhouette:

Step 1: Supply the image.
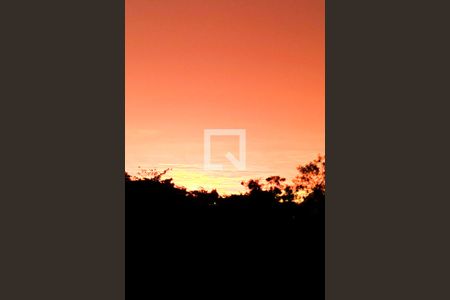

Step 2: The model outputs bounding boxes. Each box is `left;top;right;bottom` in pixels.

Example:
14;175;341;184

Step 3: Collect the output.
126;155;325;299
294;154;325;198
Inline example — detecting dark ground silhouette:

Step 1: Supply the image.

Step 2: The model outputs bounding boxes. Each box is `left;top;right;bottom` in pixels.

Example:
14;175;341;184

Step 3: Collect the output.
126;156;325;299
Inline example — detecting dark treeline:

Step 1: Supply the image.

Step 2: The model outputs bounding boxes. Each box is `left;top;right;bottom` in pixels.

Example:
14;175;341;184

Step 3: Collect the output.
126;156;325;299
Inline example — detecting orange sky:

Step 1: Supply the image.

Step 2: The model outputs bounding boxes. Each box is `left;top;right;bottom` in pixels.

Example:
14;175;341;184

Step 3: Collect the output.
126;0;324;194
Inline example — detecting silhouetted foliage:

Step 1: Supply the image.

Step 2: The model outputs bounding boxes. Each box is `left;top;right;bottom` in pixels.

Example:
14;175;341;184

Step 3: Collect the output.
126;156;325;215
294;154;325;195
126;156;325;299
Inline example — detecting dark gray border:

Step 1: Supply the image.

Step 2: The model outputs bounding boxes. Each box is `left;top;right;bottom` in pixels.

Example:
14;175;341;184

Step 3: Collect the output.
326;0;450;299
1;1;124;299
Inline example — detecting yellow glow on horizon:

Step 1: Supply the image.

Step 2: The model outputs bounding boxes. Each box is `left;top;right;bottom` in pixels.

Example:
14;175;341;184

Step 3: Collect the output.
168;168;248;195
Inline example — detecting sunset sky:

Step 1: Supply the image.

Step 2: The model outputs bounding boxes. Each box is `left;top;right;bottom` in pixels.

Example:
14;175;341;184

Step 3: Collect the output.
126;0;324;194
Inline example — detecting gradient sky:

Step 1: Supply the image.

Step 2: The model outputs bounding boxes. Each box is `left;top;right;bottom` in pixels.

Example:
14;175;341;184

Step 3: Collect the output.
126;0;324;194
